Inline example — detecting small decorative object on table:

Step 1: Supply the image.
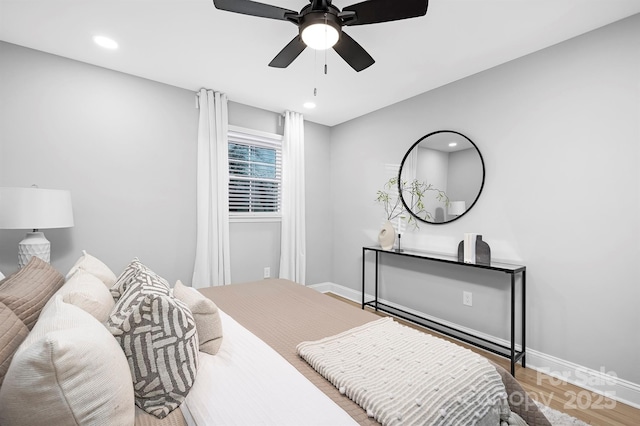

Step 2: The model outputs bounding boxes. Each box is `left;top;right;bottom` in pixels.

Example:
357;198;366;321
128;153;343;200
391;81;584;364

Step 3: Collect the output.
375;177;418;251
378;221;395;250
457;234;491;265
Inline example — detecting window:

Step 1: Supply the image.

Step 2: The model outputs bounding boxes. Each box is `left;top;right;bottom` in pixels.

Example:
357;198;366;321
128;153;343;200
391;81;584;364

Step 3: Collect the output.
228;127;282;220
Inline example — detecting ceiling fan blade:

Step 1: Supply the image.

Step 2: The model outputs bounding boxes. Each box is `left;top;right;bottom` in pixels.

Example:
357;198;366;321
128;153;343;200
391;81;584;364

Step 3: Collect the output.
343;0;428;26
333;32;374;72
268;36;307;68
212;0;297;21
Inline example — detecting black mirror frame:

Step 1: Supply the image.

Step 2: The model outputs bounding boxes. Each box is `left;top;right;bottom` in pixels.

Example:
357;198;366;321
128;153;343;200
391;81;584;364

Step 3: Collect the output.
398;130;486;225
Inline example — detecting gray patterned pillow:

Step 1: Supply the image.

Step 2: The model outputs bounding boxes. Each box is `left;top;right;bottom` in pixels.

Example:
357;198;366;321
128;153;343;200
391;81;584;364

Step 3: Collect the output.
110;258;170;301
110;258;144;300
107;291;199;418
109;260;170;315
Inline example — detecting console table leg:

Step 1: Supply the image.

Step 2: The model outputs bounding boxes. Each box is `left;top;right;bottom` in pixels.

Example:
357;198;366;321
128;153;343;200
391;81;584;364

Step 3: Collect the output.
510;273;516;376
374;251;379;311
522;270;526;369
361;247;366;309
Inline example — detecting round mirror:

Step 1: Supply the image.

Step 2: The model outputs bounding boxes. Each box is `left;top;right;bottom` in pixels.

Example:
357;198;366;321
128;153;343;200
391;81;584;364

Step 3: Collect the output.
398;130;485;224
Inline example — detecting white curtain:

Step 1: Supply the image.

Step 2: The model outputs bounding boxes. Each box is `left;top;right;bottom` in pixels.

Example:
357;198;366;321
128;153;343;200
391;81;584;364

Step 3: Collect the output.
192;89;231;288
279;111;306;284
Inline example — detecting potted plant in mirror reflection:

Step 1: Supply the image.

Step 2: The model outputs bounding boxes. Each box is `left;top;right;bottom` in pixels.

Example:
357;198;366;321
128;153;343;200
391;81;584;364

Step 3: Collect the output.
401;178;450;222
375;177;450;250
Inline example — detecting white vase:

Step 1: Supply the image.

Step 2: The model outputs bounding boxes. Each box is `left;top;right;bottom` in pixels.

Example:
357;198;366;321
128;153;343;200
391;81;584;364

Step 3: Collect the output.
378;221;396;250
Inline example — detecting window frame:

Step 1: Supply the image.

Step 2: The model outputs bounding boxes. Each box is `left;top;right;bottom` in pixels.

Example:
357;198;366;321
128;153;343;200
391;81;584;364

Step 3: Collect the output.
228;125;283;223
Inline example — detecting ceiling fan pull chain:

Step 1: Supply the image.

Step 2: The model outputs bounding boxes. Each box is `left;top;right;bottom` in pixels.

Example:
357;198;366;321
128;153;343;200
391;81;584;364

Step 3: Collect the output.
324;14;329;75
313;49;318;96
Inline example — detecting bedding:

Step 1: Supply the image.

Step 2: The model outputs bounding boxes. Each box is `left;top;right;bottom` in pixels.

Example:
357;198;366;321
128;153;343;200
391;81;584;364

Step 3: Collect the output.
297;317;509;425
53;269;115;322
0;295;135;425
0;254;550;426
107;260;198;419
0;256;64;329
0;302;28;386
173;280;223;355
65;249;117;286
200;279;551;426
183;310;358;425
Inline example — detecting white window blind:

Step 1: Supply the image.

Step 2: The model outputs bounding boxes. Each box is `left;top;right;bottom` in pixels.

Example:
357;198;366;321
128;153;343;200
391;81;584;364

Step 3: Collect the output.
228;128;282;219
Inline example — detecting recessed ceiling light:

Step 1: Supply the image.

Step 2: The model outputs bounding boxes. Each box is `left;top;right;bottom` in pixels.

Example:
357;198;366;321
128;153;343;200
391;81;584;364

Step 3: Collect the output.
93;35;118;50
448;142;458;147
303;102;316;109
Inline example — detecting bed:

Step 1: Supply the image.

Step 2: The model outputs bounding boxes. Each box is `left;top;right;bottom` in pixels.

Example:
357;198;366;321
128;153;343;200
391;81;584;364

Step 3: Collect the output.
0;254;551;426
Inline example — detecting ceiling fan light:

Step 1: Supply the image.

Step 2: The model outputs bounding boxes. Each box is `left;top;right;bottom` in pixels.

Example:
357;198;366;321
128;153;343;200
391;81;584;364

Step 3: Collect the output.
301;23;339;50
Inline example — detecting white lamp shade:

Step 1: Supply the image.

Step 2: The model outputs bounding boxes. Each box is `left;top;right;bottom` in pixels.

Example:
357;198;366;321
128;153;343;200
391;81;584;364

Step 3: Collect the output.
448;201;466;216
0;187;74;230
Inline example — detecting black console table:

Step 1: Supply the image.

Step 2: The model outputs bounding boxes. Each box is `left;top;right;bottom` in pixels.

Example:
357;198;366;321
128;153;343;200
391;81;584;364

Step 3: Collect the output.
362;246;526;376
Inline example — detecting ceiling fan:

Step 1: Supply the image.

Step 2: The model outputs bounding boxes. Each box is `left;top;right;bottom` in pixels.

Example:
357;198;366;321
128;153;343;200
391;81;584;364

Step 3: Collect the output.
212;0;429;72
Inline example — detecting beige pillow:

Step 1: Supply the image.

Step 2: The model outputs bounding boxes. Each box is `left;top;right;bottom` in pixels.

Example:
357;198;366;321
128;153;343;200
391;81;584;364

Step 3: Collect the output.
54;270;115;322
0;256;64;329
0;295;135;426
66;250;117;287
0;302;29;387
173;280;223;355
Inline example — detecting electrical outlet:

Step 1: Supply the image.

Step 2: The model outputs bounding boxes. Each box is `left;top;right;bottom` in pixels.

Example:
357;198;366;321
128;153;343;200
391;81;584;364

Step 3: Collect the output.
263;267;271;279
463;291;472;306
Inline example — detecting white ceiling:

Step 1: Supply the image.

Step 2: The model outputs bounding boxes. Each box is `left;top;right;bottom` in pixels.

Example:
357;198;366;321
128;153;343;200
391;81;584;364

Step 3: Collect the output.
1;0;639;127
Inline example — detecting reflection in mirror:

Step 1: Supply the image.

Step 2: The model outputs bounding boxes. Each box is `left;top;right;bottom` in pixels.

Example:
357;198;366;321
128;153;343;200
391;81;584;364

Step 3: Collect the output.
399;130;485;224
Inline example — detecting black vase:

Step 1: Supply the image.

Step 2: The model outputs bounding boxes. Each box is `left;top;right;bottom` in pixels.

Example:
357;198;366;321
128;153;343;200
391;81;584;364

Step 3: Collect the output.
457;235;491;265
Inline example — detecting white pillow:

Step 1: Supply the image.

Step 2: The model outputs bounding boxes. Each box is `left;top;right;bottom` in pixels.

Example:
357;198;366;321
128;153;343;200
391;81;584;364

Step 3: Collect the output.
0;270;4;280
55;270;115;322
66;250;117;287
173;280;223;355
0;295;135;426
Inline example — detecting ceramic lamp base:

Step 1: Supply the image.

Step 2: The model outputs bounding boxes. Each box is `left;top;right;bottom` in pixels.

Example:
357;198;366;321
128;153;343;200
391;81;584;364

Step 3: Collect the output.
18;231;50;268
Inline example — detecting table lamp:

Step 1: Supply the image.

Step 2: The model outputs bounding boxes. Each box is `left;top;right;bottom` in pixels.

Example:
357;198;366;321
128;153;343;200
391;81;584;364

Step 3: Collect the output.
0;186;74;268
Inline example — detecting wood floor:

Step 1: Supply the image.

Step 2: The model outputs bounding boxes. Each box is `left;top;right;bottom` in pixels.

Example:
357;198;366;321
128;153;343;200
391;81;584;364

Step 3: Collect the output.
326;293;639;426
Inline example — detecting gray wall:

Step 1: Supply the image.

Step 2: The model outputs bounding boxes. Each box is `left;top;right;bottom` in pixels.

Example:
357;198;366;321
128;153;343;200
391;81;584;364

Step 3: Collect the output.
329;14;640;385
227;102;333;284
0;42;198;284
0;42;333;286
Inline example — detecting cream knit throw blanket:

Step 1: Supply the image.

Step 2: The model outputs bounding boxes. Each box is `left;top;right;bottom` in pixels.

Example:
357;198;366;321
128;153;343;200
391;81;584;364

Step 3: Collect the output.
297;318;511;426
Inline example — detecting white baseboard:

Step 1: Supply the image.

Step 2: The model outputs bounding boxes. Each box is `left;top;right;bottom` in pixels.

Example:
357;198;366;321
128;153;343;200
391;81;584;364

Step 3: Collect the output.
308;282;640;409
524;350;640;410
